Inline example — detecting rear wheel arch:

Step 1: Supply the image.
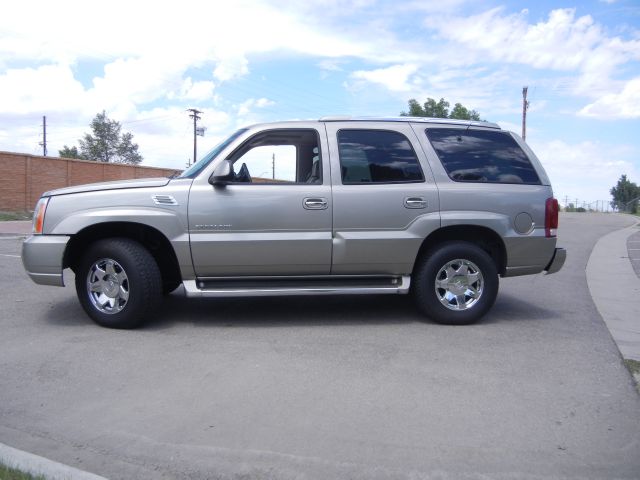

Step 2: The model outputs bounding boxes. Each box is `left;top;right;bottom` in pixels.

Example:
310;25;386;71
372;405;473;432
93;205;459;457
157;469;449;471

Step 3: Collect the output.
414;225;507;275
412;240;499;325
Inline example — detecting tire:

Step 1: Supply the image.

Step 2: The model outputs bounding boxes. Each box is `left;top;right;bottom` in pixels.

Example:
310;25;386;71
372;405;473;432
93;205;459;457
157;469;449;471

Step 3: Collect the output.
413;241;499;325
75;238;162;329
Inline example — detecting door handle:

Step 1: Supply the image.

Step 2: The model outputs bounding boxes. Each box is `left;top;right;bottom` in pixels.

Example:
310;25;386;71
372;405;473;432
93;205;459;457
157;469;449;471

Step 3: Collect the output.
303;197;328;210
404;197;427;209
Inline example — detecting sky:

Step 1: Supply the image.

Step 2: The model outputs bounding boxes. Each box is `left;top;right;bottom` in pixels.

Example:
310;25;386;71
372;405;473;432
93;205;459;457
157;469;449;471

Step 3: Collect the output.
0;0;639;206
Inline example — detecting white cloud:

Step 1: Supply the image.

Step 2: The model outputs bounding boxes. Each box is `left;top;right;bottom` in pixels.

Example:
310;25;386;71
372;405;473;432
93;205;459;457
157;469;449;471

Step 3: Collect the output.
0;64;85;114
578;77;640;118
496;121;523;134
237;98;276;116
89;56;187;111
213;56;249;83
178;78;216;102
351;64;419;92
432;8;630;70
531;139;639;202
318;59;345;72
0;0;380;118
429;8;640;100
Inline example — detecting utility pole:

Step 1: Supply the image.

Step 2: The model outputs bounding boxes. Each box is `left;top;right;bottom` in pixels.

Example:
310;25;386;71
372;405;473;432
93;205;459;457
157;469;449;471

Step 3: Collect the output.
272;153;275;179
39;116;47;156
187;108;202;166
522;86;529;141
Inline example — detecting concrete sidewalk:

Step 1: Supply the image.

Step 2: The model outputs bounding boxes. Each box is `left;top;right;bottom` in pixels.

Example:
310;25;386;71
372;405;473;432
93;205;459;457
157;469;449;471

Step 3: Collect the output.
628;230;640;278
0;220;31;235
587;215;640;363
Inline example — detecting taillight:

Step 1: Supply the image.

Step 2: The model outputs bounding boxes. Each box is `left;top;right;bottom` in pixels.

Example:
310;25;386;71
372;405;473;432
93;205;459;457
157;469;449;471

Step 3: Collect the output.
32;197;49;234
545;197;558;238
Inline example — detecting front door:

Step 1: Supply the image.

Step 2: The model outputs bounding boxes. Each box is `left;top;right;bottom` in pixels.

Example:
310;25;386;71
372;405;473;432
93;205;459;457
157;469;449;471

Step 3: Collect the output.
189;126;332;277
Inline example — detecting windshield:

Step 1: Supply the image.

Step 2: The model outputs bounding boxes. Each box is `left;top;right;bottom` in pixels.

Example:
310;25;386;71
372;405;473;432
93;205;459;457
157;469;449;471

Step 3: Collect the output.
178;129;248;179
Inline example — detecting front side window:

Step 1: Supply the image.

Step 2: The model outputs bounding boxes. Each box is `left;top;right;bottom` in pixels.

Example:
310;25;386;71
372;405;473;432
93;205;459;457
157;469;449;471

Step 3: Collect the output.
337;130;424;184
226;129;321;184
426;128;541;184
179;128;247;179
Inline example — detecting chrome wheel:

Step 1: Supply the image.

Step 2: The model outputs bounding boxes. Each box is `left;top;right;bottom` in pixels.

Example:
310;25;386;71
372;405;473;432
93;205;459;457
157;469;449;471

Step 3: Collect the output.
434;259;484;311
86;258;130;314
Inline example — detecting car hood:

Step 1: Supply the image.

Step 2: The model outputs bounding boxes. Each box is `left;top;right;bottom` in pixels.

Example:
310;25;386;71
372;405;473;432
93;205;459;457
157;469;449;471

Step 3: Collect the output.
43;177;172;197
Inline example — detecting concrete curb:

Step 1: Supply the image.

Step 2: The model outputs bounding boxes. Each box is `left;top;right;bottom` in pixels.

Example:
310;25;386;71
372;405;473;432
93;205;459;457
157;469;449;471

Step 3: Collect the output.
586;216;640;363
0;442;108;480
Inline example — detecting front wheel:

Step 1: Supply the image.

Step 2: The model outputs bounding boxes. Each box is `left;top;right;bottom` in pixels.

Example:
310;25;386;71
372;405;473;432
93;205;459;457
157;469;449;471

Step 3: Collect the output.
413;242;499;325
75;238;162;329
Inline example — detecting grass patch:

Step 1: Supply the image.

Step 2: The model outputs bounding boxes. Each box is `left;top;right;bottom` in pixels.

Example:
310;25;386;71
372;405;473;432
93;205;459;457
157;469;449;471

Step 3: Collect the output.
0;462;46;480
0;211;32;221
624;359;640;375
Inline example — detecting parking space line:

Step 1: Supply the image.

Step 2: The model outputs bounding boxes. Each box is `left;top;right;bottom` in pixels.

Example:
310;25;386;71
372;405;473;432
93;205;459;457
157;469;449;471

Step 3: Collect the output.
0;236;26;240
0;254;21;258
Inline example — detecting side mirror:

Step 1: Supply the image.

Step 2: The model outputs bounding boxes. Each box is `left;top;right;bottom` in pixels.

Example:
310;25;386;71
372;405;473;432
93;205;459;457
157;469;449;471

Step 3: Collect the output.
209;160;234;186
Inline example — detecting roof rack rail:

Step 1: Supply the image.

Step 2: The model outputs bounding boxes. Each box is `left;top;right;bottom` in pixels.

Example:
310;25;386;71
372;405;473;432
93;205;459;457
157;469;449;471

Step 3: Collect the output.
318;115;500;129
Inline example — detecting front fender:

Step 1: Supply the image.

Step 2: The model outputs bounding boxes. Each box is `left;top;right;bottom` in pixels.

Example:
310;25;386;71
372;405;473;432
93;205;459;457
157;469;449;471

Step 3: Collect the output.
49;207;185;237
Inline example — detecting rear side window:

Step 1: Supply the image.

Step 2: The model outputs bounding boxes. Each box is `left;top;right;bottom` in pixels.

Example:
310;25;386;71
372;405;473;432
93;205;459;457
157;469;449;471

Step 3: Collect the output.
426;129;540;184
338;130;424;184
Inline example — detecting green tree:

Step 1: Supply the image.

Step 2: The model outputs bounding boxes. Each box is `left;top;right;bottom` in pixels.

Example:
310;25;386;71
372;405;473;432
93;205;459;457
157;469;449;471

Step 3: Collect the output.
610;174;640;213
64;111;143;164
401;97;483;121
58;145;84;159
449;102;481;121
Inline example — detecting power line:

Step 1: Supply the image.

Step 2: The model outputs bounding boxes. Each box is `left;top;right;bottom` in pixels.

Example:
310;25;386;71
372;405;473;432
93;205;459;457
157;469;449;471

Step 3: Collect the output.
120;113;181;125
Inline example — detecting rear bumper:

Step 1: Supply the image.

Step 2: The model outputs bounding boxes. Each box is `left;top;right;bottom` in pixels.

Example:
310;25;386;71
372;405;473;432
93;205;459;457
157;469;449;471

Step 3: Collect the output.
544;247;566;275
21;235;70;286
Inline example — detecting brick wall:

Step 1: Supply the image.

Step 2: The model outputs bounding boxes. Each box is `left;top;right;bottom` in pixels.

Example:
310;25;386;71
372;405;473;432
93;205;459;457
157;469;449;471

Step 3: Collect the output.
0;151;180;212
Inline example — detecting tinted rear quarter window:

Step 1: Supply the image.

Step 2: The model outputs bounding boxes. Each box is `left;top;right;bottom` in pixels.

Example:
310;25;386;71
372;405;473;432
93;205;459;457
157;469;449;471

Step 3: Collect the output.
426;128;540;184
338;129;424;184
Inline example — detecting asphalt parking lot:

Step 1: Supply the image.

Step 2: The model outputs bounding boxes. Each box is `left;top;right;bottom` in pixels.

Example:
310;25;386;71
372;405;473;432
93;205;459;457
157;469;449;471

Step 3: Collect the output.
1;213;639;479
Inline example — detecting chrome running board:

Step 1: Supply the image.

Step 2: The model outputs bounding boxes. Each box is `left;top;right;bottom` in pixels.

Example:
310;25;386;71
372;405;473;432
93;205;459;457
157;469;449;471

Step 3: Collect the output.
182;276;411;298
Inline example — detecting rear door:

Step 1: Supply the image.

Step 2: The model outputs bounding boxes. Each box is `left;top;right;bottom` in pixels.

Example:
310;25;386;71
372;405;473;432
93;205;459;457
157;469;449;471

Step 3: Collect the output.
324;121;440;275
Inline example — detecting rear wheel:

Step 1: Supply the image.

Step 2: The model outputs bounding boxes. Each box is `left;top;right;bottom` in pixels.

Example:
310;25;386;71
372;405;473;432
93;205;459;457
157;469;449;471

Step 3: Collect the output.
413;241;498;325
75;238;162;329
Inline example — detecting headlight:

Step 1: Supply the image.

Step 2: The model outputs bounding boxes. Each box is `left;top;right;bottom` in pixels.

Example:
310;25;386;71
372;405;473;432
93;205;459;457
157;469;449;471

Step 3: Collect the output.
32;197;50;234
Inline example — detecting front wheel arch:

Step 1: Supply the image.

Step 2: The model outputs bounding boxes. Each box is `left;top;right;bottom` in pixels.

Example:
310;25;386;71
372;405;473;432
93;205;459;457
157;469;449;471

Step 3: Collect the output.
75;237;162;329
64;222;182;296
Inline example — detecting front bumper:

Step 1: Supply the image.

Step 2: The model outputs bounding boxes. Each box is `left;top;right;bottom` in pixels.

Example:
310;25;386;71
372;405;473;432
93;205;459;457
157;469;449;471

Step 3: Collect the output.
544;247;566;275
21;235;71;286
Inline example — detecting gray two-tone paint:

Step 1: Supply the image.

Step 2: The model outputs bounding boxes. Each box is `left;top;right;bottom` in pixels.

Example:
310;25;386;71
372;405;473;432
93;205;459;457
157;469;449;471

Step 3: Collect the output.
22;117;562;293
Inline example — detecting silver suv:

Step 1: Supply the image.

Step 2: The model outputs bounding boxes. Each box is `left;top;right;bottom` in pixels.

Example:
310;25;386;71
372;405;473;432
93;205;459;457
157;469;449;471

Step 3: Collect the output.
22;117;565;328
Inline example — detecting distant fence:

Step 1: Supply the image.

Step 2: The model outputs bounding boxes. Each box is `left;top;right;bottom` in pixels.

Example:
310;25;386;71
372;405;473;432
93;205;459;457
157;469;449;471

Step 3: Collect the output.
0;151;179;212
